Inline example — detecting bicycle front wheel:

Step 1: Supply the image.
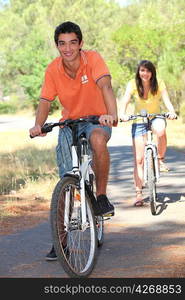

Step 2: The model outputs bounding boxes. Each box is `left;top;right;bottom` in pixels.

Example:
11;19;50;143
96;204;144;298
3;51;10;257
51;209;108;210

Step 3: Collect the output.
51;176;98;278
146;149;157;215
89;172;104;247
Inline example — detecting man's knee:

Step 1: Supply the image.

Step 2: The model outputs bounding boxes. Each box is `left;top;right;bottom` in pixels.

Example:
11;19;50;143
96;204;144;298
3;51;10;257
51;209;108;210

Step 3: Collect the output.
90;129;109;149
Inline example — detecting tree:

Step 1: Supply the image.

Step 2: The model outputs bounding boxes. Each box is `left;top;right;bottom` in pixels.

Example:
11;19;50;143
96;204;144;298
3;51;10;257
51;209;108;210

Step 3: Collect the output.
0;0;123;110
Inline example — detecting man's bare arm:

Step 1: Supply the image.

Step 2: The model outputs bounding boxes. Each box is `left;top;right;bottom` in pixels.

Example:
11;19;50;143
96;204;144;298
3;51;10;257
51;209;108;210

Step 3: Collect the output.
97;76;118;126
29;99;51;137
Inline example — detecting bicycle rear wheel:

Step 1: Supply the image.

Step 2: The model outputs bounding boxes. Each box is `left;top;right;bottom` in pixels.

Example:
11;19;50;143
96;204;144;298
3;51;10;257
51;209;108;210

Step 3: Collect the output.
146;149;157;215
51;176;98;278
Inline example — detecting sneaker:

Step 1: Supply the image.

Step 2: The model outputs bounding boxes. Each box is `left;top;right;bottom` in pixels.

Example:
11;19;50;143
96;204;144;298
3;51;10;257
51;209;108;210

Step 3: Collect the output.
92;201;102;216
45;245;57;261
97;194;114;216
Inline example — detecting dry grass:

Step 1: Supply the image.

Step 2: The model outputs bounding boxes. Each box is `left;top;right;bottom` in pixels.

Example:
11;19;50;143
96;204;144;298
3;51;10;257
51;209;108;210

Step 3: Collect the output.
0;194;50;234
166;118;185;152
0;129;58;195
0;120;59;233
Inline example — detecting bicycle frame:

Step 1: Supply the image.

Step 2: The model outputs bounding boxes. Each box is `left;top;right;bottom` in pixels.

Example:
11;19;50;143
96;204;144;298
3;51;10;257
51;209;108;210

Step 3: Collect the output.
64;129;94;232
143;119;160;184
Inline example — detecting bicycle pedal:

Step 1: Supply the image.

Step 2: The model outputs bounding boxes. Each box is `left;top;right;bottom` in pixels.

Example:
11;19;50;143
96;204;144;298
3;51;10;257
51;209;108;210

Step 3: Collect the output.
103;217;111;221
103;212;114;218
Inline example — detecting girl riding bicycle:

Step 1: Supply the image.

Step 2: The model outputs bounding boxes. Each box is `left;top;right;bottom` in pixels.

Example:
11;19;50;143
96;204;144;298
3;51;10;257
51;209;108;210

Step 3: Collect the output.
120;60;177;207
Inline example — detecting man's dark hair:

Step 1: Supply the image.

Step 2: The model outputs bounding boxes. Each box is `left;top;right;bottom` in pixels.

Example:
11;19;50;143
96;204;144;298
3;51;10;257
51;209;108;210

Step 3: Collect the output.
54;21;83;45
135;60;158;97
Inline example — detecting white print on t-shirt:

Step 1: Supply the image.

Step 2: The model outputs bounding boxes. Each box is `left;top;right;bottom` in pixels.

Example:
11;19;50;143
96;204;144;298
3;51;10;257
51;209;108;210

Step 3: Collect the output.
81;75;88;84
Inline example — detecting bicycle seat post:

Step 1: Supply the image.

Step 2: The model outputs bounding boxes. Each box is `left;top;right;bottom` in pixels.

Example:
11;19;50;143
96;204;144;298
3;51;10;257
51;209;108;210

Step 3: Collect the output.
70;124;80;174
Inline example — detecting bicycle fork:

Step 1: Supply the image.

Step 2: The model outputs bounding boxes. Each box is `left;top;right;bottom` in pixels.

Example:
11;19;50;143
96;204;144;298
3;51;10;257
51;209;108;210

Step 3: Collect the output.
144;144;160;184
64;145;90;232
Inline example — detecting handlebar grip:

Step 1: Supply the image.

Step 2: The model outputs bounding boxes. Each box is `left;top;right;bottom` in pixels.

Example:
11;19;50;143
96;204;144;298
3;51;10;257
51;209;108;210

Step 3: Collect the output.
165;113;178;119
41;123;53;133
29;123;54;138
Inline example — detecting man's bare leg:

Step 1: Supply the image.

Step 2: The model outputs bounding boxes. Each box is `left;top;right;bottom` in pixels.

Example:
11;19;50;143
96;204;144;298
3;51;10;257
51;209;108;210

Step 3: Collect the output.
90;128;114;216
90;128;110;196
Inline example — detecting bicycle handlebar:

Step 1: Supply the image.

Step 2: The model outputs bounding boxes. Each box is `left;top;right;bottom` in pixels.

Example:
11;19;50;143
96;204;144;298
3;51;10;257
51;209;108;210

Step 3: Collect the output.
41;116;100;133
120;109;177;122
128;112;167;121
30;116;100;138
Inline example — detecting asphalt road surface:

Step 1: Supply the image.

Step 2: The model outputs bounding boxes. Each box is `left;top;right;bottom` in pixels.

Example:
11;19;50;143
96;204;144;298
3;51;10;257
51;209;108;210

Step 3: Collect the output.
0;122;185;279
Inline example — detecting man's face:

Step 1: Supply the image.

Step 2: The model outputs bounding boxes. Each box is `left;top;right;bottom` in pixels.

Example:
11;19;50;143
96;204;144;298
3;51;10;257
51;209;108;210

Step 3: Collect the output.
57;32;83;62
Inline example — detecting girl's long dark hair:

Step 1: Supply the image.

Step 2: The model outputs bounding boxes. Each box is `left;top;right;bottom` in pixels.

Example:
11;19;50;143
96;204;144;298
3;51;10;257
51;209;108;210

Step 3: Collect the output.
135;60;158;98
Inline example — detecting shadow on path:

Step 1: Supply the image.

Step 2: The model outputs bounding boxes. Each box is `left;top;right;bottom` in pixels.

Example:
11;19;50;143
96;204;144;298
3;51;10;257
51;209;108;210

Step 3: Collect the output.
0;144;184;278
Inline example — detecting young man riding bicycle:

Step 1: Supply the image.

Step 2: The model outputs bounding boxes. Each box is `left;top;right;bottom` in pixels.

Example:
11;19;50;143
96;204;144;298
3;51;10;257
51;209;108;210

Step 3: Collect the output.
29;21;118;260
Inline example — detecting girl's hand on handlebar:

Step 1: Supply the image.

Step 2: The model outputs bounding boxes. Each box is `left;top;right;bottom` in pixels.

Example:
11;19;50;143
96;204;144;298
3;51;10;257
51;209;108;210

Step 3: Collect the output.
29;124;47;138
119;114;130;122
166;112;177;120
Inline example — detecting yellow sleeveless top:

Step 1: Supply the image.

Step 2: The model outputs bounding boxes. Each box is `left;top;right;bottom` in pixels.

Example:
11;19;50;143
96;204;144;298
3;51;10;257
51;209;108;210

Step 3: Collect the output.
128;78;166;120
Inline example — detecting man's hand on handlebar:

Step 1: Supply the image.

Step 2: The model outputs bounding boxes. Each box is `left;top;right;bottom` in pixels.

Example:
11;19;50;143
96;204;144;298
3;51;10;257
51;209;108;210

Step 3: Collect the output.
99;114;117;127
29;124;47;138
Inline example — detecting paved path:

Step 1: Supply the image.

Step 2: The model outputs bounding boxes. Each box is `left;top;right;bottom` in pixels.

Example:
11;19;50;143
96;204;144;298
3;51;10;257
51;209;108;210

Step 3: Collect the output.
0;125;185;278
0;115;34;131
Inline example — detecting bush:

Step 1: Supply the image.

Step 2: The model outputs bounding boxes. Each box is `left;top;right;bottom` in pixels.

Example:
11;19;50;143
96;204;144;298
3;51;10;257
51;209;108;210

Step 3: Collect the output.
0;102;17;114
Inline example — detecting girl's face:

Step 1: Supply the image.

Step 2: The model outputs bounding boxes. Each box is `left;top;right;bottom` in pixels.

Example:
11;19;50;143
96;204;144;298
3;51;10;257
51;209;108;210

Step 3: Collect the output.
139;66;152;83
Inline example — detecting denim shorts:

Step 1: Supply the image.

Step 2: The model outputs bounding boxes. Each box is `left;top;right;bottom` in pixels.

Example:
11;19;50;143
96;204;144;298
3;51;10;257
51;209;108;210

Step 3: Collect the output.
56;122;112;178
131;117;166;138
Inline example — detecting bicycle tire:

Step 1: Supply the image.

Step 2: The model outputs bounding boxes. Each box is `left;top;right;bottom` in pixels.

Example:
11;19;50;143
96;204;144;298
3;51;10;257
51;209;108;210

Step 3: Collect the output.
146;148;157;215
51;176;98;278
87;171;104;247
96;216;104;246
92;178;104;247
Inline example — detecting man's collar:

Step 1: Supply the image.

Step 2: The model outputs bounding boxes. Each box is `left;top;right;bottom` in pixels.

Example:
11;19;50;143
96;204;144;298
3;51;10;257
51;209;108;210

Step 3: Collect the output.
58;50;87;75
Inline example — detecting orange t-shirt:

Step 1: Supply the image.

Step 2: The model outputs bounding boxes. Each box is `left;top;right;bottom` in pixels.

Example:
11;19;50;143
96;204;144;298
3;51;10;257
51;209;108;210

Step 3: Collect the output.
40;50;111;120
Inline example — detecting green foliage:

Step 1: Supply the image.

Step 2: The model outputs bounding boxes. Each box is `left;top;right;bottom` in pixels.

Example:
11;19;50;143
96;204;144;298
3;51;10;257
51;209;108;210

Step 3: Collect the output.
112;0;185;110
0;0;123;112
0;102;17;114
0;0;185;116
